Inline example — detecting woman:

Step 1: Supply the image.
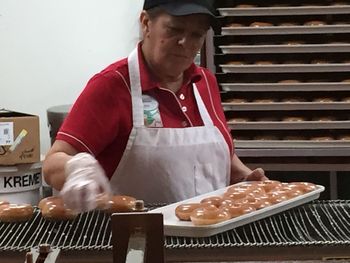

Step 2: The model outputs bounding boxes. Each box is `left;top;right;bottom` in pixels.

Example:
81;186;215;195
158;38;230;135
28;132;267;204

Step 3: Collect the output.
43;0;267;212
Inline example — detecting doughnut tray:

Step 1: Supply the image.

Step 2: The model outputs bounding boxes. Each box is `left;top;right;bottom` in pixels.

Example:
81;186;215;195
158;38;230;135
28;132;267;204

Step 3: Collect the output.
149;183;325;237
221;25;350;35
218;5;350;16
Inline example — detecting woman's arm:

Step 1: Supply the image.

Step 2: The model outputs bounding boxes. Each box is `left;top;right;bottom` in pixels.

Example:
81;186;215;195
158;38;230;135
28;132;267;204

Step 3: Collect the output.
230;153;268;184
42;140;78;191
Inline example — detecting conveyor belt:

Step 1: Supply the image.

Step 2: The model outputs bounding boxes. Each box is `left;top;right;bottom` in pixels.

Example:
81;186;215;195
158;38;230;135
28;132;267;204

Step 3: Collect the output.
1;200;350;252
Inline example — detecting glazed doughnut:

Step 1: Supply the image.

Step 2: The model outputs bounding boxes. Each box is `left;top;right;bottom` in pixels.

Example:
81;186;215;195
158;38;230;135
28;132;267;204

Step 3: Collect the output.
288;182;317;193
175;203;203;221
255;61;274;65
311;116;336;122
0;201;9;206
229;117;250;122
310;136;334;141
279;22;299;27
200;196;224;207
104;195;136;213
236;4;256;8
341;97;350;102
265;192;289;204
220;203;255;218
338;135;350;141
250;22;273;27
254;135;279;140
227;98;247;103
278;79;301;84
284;135;307;140
281;97;306;103
275;186;304;199
257;180;282;192
39;196;77;221
257;117;280;122
227;23;244;27
240;195;271;210
304;20;326;26
0;203;34;223
190;205;231;225
282;116;306;122
227;61;245;65
252;98;275;103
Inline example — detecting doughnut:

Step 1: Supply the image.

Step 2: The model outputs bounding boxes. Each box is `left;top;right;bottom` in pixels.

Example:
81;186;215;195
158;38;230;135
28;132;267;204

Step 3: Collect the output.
252;98;275;103
304;20;326;26
281;97;306;103
341;97;350;102
311;59;328;64
283;136;303;141
313;97;334;103
239;195;271;210
236;4;256;8
227;61;245;65
257;180;282;192
104;195;136;213
175;203;203;221
39;196;77;221
282;116;306;122
265;192;289;204
0;203;34;222
0;201;9;206
250;22;274;27
279;22;299;27
257;117;280;122
255;61;274;65
310;136;334;141
227;98;247;103
278;79;301;84
190;205;231;225
220;203;255;218
287;182;317;193
200;196;224;207
229;117;250;122
254;135;279;140
227;23;244;27
275;186;304;199
311;116;336;122
338;135;350;141
341;79;350;83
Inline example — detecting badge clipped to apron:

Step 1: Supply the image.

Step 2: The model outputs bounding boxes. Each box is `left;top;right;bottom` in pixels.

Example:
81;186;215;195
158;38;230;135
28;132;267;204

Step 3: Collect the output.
142;95;163;127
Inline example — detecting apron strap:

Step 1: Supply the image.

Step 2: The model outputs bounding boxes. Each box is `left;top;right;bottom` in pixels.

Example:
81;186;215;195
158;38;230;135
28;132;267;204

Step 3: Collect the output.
193;84;214;127
127;47;144;127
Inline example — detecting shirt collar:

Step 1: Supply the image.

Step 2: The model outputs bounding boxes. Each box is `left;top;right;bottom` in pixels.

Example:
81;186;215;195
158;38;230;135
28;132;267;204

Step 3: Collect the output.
137;42;202;92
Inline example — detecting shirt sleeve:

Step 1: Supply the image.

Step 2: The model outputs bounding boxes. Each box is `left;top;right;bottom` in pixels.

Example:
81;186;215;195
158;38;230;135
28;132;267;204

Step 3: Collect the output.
56;73;122;156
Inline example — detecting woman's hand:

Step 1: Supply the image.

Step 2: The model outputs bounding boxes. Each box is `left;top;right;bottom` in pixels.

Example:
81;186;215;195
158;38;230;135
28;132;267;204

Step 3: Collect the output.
60;153;111;213
230;154;268;184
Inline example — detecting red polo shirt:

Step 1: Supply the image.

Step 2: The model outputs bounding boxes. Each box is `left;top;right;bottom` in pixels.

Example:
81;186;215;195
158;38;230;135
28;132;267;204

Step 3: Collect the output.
57;45;234;178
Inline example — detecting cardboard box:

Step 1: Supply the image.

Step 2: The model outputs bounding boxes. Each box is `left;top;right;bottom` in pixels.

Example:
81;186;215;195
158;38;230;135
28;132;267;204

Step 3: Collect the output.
0;109;40;165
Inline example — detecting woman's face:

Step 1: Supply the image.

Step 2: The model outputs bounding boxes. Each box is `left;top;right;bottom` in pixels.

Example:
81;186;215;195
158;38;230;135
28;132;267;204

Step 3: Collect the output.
141;10;211;78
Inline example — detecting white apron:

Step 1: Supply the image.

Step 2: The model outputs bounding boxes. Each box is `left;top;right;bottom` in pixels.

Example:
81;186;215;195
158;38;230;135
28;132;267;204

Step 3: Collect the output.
109;47;230;203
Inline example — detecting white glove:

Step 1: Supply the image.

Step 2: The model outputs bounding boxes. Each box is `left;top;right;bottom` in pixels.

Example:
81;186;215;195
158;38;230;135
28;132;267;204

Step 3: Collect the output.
60;152;111;213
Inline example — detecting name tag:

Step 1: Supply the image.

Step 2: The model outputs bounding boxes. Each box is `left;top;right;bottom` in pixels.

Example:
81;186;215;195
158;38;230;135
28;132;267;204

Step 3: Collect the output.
142;95;163;127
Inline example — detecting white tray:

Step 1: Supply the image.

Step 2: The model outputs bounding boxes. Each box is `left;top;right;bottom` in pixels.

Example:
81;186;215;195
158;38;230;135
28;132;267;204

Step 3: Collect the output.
149;184;325;237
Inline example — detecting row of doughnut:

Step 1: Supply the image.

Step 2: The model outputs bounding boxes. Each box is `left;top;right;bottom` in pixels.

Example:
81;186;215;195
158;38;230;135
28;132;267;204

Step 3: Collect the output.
0;195;140;223
175;181;317;226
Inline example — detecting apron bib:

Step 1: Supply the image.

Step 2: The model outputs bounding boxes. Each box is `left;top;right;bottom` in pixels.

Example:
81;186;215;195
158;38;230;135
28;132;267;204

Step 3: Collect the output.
109;47;230;203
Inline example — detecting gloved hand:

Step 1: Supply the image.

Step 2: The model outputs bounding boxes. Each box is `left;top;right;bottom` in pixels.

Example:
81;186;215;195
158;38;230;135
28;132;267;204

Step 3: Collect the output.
60;152;111;213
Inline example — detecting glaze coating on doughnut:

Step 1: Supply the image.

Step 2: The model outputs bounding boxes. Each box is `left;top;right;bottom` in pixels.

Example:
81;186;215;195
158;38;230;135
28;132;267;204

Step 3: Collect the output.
39;196;77;221
0;203;34;222
104;195;136;213
190;205;231;225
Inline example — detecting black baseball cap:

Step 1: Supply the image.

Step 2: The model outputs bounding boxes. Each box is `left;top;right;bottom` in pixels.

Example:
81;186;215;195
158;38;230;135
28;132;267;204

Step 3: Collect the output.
143;0;217;27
